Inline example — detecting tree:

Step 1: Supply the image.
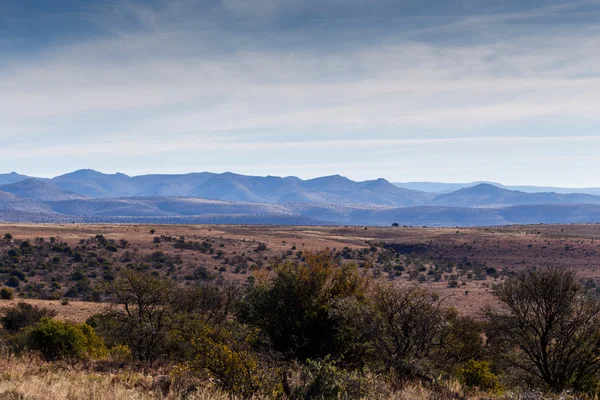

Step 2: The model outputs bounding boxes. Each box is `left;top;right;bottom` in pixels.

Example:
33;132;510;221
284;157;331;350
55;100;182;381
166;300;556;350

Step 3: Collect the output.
370;284;452;382
100;269;176;363
236;250;369;362
484;267;600;392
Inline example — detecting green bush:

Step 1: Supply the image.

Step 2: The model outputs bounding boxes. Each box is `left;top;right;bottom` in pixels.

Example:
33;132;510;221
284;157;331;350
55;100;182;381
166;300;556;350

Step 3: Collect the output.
1;302;57;333
0;287;14;300
237;250;369;362
5;276;20;288
457;359;502;394
23;317;107;361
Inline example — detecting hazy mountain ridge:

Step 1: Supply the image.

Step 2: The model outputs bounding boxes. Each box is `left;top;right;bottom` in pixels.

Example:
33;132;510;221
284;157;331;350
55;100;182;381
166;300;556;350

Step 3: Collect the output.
0;179;88;201
16;170;433;207
0;172;39;185
1;170;600;226
395;181;600;195
2;196;600;226
432;184;600;207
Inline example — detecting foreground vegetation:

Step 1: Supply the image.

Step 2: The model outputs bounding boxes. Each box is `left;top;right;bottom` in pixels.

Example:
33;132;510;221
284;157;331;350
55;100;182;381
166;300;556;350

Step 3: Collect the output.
2;233;600;398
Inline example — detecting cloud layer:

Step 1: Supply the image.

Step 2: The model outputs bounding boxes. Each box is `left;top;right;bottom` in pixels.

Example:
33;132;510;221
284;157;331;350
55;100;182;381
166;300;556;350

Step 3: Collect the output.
1;0;600;185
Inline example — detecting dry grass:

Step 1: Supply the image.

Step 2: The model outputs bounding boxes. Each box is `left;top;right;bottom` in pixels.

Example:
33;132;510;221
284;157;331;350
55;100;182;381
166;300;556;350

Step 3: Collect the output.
0;352;584;400
0;352;232;400
0;299;105;323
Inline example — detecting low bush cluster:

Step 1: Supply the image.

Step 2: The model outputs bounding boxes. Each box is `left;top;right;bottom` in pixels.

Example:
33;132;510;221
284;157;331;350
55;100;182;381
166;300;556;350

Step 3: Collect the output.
1;250;600;399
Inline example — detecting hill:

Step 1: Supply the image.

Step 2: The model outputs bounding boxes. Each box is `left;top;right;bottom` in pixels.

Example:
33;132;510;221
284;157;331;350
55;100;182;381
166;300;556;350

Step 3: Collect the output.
0;179;88;201
432;184;600;207
0;172;35;185
395;181;600;195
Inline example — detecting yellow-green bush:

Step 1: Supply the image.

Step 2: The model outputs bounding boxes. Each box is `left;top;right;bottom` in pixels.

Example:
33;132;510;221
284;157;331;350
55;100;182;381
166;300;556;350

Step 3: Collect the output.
189;323;278;399
23;317;107;361
108;344;132;363
457;359;502;394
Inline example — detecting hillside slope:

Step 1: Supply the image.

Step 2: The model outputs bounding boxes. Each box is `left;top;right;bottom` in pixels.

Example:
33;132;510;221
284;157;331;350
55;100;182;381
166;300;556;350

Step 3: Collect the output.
432;184;600;207
0;179;88;201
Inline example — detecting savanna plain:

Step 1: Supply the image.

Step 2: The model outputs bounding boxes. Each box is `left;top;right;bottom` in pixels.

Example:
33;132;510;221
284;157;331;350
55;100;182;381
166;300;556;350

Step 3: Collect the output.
1;223;600;399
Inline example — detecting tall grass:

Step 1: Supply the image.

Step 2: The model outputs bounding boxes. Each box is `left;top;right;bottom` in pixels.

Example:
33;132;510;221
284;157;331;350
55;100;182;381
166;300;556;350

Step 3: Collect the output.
0;351;590;400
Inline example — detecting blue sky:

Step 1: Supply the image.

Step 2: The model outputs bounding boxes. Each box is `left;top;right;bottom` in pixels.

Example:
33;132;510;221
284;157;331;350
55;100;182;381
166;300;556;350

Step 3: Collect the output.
1;0;600;186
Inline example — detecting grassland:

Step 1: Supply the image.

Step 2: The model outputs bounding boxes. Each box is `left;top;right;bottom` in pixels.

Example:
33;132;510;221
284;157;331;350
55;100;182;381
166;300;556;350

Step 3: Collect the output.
1;223;600;319
1;223;600;399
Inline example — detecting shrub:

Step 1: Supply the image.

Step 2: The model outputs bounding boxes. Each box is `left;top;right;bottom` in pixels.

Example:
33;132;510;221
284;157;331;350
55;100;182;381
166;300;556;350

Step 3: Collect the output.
237;250;369;362
9;270;26;281
23;318;106;361
5;276;20;288
0;287;14;300
1;302;57;333
292;357;380;400
109;344;132;363
457;359;502;394
188;323;275;399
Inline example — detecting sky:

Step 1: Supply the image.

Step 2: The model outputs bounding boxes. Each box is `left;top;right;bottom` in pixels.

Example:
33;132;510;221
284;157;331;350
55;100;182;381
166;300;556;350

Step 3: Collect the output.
1;0;600;186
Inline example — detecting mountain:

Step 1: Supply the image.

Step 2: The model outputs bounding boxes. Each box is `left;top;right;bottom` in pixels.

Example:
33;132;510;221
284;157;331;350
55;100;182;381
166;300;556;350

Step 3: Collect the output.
130;173;216;197
188;174;433;206
0;179;88;201
0;172;35;185
31;197;600;226
46;170;432;206
432;184;600;207
3;169;600;227
395;181;600;195
50;169;136;198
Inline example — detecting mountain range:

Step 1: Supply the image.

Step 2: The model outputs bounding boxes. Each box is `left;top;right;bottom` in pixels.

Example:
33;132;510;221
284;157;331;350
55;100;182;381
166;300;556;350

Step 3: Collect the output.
1;170;600;226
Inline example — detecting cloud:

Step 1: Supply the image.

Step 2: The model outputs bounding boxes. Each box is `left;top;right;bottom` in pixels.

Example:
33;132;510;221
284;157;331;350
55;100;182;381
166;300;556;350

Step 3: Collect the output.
1;0;600;184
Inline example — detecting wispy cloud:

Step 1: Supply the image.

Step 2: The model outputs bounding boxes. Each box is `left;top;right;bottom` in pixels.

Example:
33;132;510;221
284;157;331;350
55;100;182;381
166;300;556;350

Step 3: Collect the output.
0;0;599;185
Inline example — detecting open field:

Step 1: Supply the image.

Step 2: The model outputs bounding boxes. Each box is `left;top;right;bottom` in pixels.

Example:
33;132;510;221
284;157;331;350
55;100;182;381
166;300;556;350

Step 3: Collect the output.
1;223;600;319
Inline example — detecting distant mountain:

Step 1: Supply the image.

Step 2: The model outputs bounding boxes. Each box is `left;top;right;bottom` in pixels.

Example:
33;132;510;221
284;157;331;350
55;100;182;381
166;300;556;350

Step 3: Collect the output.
188;173;433;206
46;170;432;206
0;179;88;201
50;169;136;198
432;184;600;207
5;196;598;227
2;169;600;227
394;181;600;195
130;172;216;197
0;172;35;185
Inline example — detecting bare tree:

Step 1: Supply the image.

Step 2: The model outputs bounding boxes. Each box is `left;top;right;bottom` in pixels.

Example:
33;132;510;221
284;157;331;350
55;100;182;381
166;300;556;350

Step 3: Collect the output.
104;269;177;363
484;267;600;391
371;283;451;382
